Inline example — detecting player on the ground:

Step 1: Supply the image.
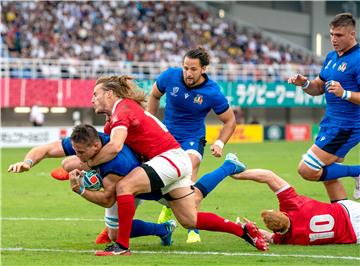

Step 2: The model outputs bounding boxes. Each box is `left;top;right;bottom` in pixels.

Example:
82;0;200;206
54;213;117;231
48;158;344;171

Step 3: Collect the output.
7;125;177;246
88;75;268;256
232;168;360;245
147;47;236;242
67;126;255;247
288;13;360;201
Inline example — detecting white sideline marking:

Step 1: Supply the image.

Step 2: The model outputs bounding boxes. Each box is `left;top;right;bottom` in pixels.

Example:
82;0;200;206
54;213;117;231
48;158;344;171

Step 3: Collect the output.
2;218;359;261
1;217;102;222
0;248;359;261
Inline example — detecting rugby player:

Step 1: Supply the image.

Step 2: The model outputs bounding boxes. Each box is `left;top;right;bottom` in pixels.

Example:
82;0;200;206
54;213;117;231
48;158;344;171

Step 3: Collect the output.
147;47;236;242
288;13;360;201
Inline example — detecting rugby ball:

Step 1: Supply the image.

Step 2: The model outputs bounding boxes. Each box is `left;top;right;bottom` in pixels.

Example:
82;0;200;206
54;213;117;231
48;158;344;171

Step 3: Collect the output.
81;170;103;191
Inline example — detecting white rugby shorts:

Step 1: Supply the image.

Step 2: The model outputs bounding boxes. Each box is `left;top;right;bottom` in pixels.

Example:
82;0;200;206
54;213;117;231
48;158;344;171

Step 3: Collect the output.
338;200;360;244
144;148;193;195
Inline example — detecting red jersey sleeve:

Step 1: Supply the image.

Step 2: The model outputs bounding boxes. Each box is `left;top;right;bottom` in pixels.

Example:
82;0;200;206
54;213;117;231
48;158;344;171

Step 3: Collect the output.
110;103;135;129
277;187;308;212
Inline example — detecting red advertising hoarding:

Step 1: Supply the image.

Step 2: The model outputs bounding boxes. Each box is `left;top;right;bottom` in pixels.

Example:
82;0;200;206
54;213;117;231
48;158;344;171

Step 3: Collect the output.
285;124;311;141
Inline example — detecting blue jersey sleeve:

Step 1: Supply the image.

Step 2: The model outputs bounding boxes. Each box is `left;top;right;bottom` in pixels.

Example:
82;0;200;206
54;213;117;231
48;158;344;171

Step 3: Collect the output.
61;137;76;156
212;85;230;115
98;145;140;177
156;68;173;94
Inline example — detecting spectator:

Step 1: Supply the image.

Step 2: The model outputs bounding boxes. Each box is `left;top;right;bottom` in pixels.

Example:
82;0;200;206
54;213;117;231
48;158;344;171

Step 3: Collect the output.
29;103;44;127
1;1;318;66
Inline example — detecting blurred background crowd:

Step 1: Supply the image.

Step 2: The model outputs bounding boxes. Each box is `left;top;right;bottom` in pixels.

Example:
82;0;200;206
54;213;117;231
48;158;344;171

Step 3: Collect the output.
2;1;318;66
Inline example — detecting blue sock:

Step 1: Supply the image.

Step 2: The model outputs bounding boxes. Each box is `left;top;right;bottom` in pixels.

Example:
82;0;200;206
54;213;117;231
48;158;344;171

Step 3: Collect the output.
130;219;168;238
194;162;234;197
188;229;199;234
320;163;360;181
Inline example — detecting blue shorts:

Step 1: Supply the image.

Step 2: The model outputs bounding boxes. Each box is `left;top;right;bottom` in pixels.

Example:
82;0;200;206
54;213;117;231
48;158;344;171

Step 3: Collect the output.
179;138;207;160
315;125;359;158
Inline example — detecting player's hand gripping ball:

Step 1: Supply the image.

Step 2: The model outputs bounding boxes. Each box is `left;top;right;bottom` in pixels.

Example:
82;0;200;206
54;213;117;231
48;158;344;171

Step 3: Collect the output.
80;170;103;190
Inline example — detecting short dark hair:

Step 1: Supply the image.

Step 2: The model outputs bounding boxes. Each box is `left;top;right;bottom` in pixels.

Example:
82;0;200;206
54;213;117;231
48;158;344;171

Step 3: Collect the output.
71;124;100;146
330;13;355;28
183;46;210;67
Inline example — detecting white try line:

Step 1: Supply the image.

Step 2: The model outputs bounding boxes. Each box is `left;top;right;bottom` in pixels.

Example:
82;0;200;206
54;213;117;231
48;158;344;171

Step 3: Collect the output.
1;217;103;222
1;248;359;261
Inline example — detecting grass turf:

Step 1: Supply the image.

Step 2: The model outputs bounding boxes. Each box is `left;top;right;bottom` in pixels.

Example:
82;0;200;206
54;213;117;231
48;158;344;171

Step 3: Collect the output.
1;141;359;265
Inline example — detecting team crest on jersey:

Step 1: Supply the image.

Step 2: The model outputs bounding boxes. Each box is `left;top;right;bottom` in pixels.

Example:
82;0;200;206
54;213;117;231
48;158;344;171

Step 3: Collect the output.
194;94;203;104
337;62;347;72
170;87;179;97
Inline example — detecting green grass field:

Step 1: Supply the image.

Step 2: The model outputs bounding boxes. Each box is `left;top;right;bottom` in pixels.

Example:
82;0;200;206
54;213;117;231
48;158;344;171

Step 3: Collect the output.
1;141;360;265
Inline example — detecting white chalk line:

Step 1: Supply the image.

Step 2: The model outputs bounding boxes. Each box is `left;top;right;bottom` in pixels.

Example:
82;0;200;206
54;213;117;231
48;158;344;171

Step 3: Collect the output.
1;217;102;222
0;247;359;261
1;217;359;261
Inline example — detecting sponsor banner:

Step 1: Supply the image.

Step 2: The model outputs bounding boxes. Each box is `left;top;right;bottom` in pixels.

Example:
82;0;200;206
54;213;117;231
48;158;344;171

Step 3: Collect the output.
1;127;103;148
206;125;263;143
220;81;325;107
264;125;285;141
285;124;311;141
312;124;320;141
1;78;325;108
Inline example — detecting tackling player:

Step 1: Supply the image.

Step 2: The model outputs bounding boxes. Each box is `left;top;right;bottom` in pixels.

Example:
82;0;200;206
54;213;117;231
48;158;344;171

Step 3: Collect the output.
232;168;360;245
147;47;236;242
7;125;177;246
288;13;360;201
88;76;268;256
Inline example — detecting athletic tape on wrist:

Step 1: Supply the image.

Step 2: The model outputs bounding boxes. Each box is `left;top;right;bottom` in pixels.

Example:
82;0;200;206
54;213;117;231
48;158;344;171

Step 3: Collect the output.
24;159;33;167
77;186;85;196
341;90;351;100
214;139;225;149
301;80;310;89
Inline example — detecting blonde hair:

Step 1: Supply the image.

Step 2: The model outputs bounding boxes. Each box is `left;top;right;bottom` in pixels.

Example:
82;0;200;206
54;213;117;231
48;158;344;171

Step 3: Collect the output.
95;75;147;108
261;210;290;233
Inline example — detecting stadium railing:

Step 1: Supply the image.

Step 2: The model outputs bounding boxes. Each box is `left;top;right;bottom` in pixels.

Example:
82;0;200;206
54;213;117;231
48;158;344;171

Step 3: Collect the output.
1;58;321;82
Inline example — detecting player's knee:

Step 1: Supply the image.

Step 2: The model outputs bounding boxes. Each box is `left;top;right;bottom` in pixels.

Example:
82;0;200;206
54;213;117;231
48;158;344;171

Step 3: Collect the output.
299;150;325;181
176;215;197;229
298;163;319;181
115;180;129;194
178;219;196;229
61;158;73;172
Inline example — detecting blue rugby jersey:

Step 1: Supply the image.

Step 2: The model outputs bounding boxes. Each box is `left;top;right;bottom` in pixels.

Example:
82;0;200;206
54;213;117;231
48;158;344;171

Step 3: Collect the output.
156;67;229;142
62;133;163;200
319;44;360;128
62;132;140;177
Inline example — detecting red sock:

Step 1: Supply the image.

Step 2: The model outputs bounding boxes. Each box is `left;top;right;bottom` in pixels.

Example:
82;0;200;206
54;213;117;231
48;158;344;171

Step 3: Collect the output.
196;212;244;237
116;195;135;249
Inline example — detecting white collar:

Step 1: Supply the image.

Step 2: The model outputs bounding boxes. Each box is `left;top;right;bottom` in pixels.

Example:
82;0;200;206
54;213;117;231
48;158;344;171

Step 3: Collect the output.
112;98;122;115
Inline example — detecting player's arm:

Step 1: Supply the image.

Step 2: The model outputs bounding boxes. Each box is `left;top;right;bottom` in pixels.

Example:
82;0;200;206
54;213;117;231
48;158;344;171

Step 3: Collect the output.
288;74;325;96
210;108;236;157
147;82;164;115
70;170;119;208
8;140;65;173
232;169;289;192
87;127;127;168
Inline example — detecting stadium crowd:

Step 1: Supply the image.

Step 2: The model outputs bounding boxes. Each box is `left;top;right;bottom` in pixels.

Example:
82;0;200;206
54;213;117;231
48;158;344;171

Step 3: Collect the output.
2;1;317;66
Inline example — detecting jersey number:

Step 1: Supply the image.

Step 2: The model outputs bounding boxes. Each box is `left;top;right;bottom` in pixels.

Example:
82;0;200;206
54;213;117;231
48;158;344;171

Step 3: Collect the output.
309;214;335;242
144;111;168;132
